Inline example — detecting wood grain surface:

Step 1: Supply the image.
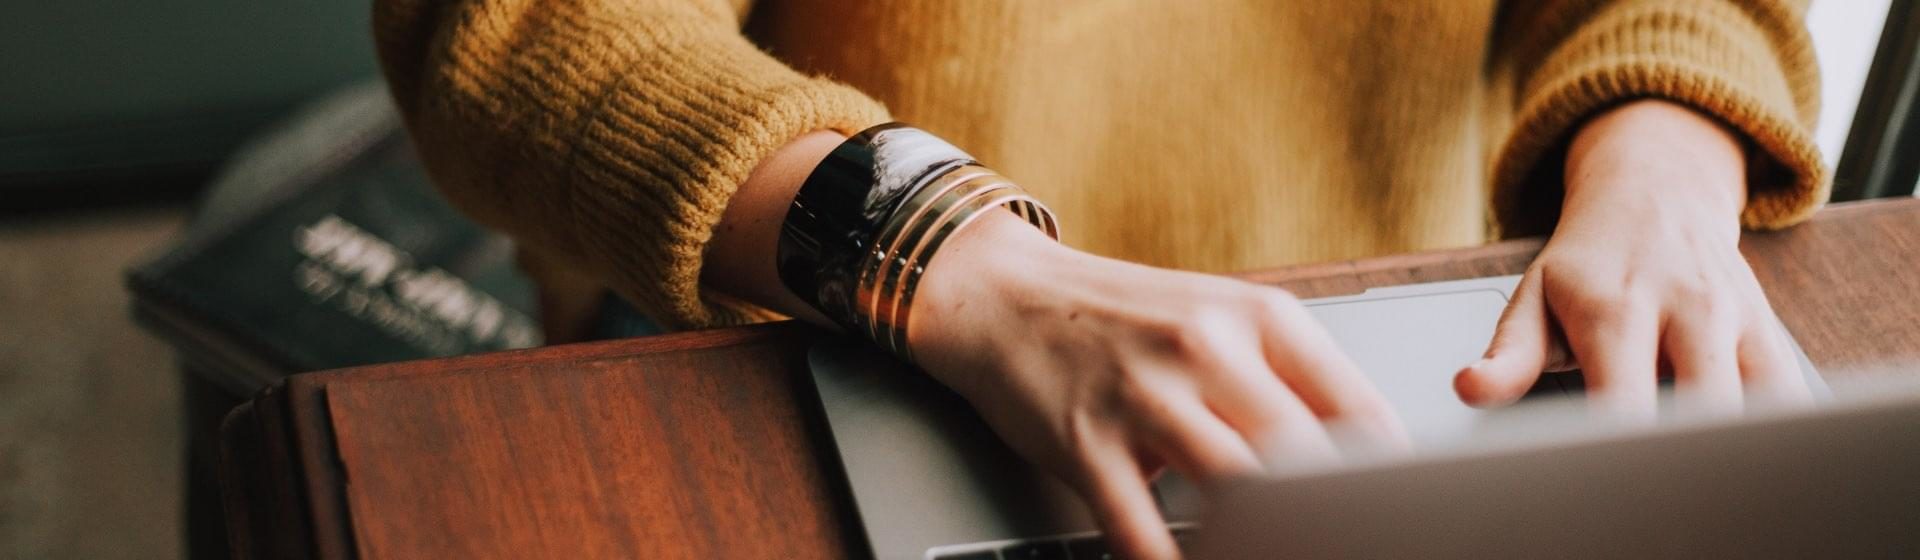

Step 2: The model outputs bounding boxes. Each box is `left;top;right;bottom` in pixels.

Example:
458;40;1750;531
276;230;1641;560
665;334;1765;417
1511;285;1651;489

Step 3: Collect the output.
223;198;1920;560
325;337;853;560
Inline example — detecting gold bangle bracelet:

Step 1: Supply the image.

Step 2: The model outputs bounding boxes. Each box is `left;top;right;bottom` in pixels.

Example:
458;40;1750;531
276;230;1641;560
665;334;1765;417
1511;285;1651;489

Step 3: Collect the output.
860;174;1015;344
855;166;999;342
868;182;1020;354
881;187;1058;359
777;123;1059;362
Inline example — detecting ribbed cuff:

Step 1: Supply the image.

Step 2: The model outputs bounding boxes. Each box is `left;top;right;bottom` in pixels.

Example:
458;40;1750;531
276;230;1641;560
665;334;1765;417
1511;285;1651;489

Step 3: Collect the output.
1492;0;1827;236
382;0;893;330
568;62;891;329
476;12;890;329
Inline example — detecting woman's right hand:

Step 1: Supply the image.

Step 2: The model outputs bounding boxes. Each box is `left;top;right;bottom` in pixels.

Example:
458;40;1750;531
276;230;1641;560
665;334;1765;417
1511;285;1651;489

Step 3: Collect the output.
704;131;1404;558
908;210;1409;559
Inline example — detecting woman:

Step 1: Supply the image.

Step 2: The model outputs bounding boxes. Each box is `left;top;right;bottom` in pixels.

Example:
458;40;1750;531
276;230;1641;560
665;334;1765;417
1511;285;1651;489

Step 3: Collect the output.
374;1;1825;557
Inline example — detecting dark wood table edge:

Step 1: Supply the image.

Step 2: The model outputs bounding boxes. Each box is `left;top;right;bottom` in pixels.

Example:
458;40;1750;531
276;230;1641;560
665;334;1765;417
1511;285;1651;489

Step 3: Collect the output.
222;322;826;559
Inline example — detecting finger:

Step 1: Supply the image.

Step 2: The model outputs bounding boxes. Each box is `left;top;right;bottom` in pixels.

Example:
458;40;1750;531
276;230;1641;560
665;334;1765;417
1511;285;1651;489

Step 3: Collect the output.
1206;382;1346;472
1135;393;1264;482
1255;299;1409;453
1074;442;1180;560
1456;270;1572;407
1738;318;1813;409
1563;301;1661;424
1191;342;1346;469
1662;310;1743;417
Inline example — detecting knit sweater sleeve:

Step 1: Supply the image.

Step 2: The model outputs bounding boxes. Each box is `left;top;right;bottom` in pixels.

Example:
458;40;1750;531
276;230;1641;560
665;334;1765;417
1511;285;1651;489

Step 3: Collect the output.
1488;0;1826;237
372;0;890;329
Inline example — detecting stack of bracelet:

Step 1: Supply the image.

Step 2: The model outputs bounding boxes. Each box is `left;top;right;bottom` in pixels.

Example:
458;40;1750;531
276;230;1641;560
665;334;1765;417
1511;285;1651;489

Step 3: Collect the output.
777;123;1059;362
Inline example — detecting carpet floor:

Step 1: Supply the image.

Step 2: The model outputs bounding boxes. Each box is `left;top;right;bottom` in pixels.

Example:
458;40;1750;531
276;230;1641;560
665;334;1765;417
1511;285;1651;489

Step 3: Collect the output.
1;205;188;560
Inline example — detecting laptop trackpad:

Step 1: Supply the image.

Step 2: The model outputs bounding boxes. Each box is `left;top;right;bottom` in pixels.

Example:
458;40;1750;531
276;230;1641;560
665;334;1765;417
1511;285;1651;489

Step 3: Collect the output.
1305;285;1521;448
1304;277;1826;450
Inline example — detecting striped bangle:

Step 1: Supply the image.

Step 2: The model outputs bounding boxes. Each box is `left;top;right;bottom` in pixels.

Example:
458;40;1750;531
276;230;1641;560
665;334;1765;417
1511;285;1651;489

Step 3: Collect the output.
776;123;1059;361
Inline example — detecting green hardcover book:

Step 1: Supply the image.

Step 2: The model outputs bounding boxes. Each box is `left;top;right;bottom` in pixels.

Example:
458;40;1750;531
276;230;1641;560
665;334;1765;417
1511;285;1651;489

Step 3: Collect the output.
126;85;541;395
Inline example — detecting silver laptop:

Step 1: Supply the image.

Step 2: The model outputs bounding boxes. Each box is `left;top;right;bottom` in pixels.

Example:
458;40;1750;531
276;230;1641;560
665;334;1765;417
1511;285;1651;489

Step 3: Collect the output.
808;275;1861;559
1187;384;1920;559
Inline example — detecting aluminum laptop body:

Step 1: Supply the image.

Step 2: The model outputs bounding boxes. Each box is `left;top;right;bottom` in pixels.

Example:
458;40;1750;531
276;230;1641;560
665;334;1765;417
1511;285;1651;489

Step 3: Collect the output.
1188;384;1920;559
807;275;1831;559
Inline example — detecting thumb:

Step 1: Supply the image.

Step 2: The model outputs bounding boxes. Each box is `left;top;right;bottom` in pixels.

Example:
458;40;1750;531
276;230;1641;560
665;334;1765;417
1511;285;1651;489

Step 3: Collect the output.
1455;271;1556;408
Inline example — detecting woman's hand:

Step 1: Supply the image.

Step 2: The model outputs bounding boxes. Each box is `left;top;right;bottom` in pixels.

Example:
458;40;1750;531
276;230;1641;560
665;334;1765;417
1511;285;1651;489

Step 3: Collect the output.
1456;100;1811;421
909;211;1408;559
710;132;1402;557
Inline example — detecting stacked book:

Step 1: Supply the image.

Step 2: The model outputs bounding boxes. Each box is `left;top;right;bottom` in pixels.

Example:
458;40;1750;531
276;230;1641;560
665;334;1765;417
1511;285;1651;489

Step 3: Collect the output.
127;83;542;395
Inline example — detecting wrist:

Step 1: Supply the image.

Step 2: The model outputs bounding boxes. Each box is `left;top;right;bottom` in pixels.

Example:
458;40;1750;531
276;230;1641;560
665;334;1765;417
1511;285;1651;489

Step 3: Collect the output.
1561;100;1748;232
906;209;1074;360
771;123;1061;359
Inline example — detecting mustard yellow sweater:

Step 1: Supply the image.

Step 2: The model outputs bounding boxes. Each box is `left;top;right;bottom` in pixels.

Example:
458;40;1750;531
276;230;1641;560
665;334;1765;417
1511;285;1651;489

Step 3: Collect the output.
374;0;1826;330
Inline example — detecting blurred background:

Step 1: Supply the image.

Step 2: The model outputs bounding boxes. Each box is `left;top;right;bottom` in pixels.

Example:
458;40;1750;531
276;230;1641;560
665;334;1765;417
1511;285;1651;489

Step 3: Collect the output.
0;2;1914;559
1;3;376;209
2;3;376;560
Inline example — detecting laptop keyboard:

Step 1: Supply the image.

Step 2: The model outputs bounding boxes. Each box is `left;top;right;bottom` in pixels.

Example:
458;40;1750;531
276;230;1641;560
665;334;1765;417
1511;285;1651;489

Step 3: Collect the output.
930;525;1196;560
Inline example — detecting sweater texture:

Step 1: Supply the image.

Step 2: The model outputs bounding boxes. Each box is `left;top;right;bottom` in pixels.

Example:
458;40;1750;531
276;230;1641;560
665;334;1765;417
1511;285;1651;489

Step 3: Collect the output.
374;0;1826;330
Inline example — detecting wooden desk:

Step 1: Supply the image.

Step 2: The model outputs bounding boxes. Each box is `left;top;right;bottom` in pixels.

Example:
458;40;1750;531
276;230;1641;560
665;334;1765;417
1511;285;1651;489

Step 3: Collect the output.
221;198;1920;560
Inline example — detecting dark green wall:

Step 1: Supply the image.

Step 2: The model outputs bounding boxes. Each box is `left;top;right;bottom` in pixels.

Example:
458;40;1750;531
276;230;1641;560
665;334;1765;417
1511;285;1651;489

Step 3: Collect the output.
0;1;380;194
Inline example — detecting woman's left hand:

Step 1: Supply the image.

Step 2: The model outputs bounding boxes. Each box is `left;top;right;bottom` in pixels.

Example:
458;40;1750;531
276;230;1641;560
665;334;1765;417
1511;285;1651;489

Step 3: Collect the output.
1454;100;1811;421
